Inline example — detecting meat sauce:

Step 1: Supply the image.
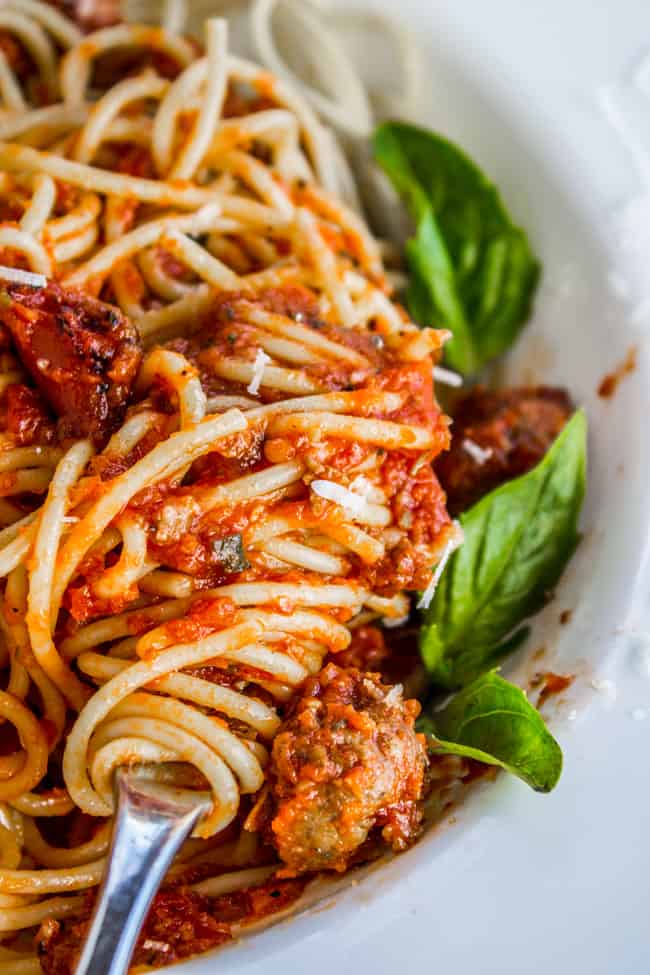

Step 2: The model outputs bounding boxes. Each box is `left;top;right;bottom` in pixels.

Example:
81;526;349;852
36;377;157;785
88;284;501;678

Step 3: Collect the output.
597;345;637;399
38;876;310;975
335;624;423;690
3;383;55;446
436;385;573;515
532;671;575;710
173;285;385;402
0;277;452;624
0;283;142;443
363;451;450;596
63;575;139;626
101;284;450;597
139;597;239;656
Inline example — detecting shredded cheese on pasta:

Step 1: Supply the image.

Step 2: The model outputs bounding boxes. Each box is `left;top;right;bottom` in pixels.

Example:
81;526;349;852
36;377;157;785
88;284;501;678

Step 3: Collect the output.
0;265;46;288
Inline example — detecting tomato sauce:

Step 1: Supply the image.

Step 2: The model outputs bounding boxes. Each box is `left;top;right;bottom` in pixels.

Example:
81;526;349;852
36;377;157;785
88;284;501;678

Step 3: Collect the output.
38;875;310;974
4;384;55;446
598;346;637;399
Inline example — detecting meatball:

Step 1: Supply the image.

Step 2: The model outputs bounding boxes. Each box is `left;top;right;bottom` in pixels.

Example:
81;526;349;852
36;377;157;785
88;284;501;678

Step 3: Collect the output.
0;283;142;443
436;385;573;515
268;664;427;875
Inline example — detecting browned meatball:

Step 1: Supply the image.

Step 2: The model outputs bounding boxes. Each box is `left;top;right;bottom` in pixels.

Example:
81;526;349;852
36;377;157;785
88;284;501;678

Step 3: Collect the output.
0;283;142;444
436;385;573;515
268;664;428;875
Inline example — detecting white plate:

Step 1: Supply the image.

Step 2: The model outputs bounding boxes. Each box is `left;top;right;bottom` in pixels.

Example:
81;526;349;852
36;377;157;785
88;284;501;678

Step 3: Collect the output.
179;1;650;972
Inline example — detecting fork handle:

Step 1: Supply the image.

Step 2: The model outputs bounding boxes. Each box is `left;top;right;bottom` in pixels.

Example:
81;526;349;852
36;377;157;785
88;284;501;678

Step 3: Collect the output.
74;769;208;975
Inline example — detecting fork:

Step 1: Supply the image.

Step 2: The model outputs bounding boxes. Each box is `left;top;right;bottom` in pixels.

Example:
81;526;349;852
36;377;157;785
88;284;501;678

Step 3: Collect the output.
73;767;211;975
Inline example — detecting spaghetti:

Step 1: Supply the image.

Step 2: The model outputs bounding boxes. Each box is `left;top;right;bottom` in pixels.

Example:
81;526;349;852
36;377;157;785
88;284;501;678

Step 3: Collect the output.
0;2;461;971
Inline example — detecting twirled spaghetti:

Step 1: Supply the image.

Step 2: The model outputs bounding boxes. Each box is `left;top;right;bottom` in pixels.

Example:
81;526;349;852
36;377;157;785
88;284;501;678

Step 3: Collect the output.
0;3;465;972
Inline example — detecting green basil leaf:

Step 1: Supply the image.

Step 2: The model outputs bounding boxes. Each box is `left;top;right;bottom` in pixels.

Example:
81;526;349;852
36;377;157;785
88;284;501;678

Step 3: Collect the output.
372;121;540;375
427;671;563;793
420;410;587;689
212;533;249;573
405;210;478;375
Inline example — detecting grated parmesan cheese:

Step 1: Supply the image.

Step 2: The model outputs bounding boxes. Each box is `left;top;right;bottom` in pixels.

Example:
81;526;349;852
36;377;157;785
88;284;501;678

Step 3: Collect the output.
311;478;368;515
349;474;374;496
462;438;493;465
247;348;271;396
416;522;464;610
0;265;47;288
381;614;410;629
433;365;463;388
384;684;403;705
349;474;384;503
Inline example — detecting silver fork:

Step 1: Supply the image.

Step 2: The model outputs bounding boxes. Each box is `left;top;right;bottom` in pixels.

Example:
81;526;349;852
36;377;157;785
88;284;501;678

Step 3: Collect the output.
74;768;210;975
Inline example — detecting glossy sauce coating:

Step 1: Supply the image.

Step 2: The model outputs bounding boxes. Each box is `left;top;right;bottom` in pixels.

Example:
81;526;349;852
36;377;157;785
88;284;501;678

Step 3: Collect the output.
37;875;310;974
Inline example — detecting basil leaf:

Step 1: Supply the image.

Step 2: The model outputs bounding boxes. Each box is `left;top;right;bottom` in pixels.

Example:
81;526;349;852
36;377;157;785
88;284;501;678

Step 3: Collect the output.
372;121;540;375
420;410;587;689
212;533;249;573
405;210;478;375
426;671;563;793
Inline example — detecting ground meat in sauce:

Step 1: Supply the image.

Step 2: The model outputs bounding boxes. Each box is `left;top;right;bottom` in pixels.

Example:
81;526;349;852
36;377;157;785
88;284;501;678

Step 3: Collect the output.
267;664;427;875
335;624;424;693
436;385;573;515
37;877;309;974
0;283;142;443
3;383;55;446
175;285;386;401
359;452;450;596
